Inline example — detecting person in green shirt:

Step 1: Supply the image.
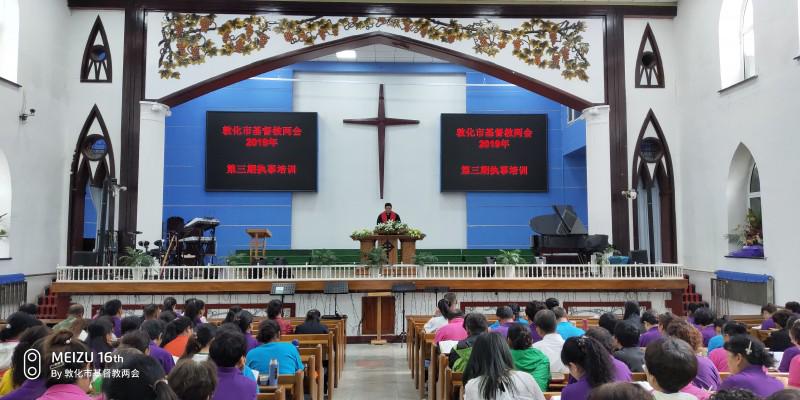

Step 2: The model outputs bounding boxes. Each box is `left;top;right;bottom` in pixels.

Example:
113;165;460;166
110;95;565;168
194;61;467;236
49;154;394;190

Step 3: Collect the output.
508;323;550;392
52;304;84;331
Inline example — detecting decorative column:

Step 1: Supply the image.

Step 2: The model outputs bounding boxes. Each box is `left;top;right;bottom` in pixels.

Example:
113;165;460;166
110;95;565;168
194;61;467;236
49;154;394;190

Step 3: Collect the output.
583;105;613;243
136;101;170;245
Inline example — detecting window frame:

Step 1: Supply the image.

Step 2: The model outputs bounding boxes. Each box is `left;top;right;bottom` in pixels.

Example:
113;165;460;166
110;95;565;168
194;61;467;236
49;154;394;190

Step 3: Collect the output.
739;0;756;80
747;163;761;214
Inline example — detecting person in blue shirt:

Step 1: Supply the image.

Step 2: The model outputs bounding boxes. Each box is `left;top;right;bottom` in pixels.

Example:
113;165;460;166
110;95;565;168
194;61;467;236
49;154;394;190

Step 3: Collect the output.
245;319;304;376
707;316;729;352
488;303;528;329
554;306;585;340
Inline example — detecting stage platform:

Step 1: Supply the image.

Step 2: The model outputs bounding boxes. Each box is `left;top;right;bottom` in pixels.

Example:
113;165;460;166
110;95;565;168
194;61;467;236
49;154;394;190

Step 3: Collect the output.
51;265;688;336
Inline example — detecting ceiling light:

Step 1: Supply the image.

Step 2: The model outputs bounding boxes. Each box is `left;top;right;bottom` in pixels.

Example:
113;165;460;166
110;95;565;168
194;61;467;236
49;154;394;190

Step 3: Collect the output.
336;50;357;59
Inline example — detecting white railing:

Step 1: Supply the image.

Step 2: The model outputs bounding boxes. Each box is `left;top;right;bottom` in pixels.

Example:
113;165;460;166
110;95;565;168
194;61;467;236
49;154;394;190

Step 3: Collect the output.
55;264;684;282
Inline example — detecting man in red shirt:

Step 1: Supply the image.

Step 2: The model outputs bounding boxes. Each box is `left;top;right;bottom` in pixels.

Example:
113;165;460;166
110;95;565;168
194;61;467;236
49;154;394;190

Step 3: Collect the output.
376;202;401;224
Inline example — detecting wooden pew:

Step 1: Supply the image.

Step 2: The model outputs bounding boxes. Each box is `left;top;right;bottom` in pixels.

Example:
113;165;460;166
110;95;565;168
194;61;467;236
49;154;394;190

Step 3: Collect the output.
443;368;462;400
631;372;647;382
418;333;434;396
259;371;303;400
428;340;440;400
279;333;335;400
257;386;286;400
298;345;323;400
284;317;346;388
544;393;561;400
436;353;449;400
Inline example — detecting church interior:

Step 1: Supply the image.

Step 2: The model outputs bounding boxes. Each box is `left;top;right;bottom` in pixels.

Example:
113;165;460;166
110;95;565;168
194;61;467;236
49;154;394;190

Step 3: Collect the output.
0;0;799;399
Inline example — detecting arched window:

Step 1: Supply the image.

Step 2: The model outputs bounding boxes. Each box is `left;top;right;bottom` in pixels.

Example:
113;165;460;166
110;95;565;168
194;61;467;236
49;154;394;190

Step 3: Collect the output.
0;0;19;83
719;0;757;88
726;144;763;257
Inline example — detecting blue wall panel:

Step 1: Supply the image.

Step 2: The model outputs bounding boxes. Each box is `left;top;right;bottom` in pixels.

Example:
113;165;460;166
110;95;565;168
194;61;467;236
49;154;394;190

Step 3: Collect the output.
163;68;295;258
163;62;587;255
465;71;586;249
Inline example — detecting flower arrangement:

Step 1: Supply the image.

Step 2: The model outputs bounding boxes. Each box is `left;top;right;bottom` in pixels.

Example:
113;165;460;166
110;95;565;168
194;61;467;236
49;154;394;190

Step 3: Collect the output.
350;222;426;239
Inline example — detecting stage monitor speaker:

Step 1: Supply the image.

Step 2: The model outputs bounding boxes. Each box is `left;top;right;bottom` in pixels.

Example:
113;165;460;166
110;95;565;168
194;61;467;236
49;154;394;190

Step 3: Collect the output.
270;282;296;296
324;281;349;295
391;283;416;293
630;249;649;264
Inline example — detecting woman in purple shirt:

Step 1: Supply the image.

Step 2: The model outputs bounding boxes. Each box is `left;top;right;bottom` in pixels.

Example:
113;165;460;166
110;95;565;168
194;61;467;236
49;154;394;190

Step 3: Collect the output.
761;303;778;330
525;301;547;344
99;299;123;337
691;307;717;347
665;318;721;391
639;311;662;347
560;336;616;400
719;335;784;398
37;331;93;400
584;327;633;382
779;319;800;372
103;353;179;400
224;310;259;351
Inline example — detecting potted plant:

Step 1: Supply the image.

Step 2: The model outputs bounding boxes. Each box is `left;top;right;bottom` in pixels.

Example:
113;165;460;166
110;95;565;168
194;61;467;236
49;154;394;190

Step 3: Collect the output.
496;249;523;265
365;246;389;276
0;213;8;237
413;252;438;266
350;228;373;240
311;249;338;265
118;247;158;280
726;208;764;258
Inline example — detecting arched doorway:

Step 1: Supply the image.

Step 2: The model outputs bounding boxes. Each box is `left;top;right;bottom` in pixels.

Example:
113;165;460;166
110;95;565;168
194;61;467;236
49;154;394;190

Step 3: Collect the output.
67;105;115;265
158;31;594;110
631;110;676;263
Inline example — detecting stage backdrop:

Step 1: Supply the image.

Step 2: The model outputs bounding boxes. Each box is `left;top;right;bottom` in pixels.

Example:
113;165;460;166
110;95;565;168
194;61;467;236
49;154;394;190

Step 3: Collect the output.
163;62;587;257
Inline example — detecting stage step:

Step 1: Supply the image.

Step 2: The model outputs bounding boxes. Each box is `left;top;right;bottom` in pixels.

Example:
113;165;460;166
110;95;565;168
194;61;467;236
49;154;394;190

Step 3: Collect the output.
680;275;703;316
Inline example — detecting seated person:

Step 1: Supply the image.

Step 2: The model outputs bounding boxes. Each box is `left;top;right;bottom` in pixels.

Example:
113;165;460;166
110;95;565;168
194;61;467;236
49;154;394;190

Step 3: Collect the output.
708;321;748;372
622;301;643;334
692;307;717;347
780;319;800;372
490;306;517;338
449;313;488;371
121;315;143;336
709;390;760;400
507;324;550;392
766;390;800;400
210;330;257;400
100;299;124;338
0;325;50;396
719;335;783;398
585;327;632;382
103;353;179;400
559;336;615;400
786;302;800;316
463;333;545;400
52;303;84;331
167;359;217;400
644;337;699;400
524;301;547;344
0;312;41;371
665;318;721;391
761;304;778;330
143;303;159;321
267;299;293;335
489;304;528;329
614;320;645;372
531;310;569;380
599;312;619;336
141;319;175;374
294;309;329;334
707;316;729;352
424;293;457;333
554;307;585;340
182;323;217;362
37;331;94;400
765;310;795;352
545;298;560;310
588;382;655;400
639;310;662;347
161;316;194;358
246;319;304;375
434;301;467;344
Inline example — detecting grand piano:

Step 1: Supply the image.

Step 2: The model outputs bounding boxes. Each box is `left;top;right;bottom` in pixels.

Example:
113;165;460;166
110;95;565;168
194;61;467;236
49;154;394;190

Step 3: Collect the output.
530;205;609;264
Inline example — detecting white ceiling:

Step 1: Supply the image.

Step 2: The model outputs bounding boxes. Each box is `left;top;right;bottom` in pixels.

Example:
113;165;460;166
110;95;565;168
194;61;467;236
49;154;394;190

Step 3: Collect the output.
312;44;447;63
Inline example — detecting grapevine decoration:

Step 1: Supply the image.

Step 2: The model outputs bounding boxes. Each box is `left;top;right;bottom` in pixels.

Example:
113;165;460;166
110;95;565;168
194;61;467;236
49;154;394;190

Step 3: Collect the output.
159;13;590;81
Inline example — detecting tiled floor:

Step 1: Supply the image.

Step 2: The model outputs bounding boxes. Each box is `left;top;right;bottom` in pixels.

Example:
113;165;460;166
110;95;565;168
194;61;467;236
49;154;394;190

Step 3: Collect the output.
334;343;420;400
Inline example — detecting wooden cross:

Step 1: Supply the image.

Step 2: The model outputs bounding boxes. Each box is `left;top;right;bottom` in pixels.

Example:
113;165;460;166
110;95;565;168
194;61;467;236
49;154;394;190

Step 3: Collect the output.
343;84;419;199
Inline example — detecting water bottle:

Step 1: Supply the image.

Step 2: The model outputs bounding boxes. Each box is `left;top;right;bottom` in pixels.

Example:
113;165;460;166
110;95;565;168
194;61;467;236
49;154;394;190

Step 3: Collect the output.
268;358;279;386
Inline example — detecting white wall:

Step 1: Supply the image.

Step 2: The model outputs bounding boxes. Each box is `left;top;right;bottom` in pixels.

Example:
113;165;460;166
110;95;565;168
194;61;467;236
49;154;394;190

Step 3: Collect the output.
674;0;800;305
292;72;467;249
0;4;125;302
144;13;606;104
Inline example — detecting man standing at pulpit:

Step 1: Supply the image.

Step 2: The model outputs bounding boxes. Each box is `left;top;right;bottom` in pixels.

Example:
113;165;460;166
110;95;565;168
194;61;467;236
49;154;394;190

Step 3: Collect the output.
376;202;401;224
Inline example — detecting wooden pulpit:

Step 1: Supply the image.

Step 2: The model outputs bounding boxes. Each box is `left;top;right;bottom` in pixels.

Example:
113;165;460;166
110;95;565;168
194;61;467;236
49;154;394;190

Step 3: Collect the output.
247;228;272;264
366;292;393;345
352;235;424;264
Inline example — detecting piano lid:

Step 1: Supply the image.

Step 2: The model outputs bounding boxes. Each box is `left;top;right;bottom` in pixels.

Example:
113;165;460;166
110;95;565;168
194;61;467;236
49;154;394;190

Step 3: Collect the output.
529;205;588;235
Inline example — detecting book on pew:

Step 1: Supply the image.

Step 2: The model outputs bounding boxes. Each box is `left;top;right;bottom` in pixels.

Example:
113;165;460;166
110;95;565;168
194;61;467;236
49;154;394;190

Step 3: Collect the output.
438;340;459;354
